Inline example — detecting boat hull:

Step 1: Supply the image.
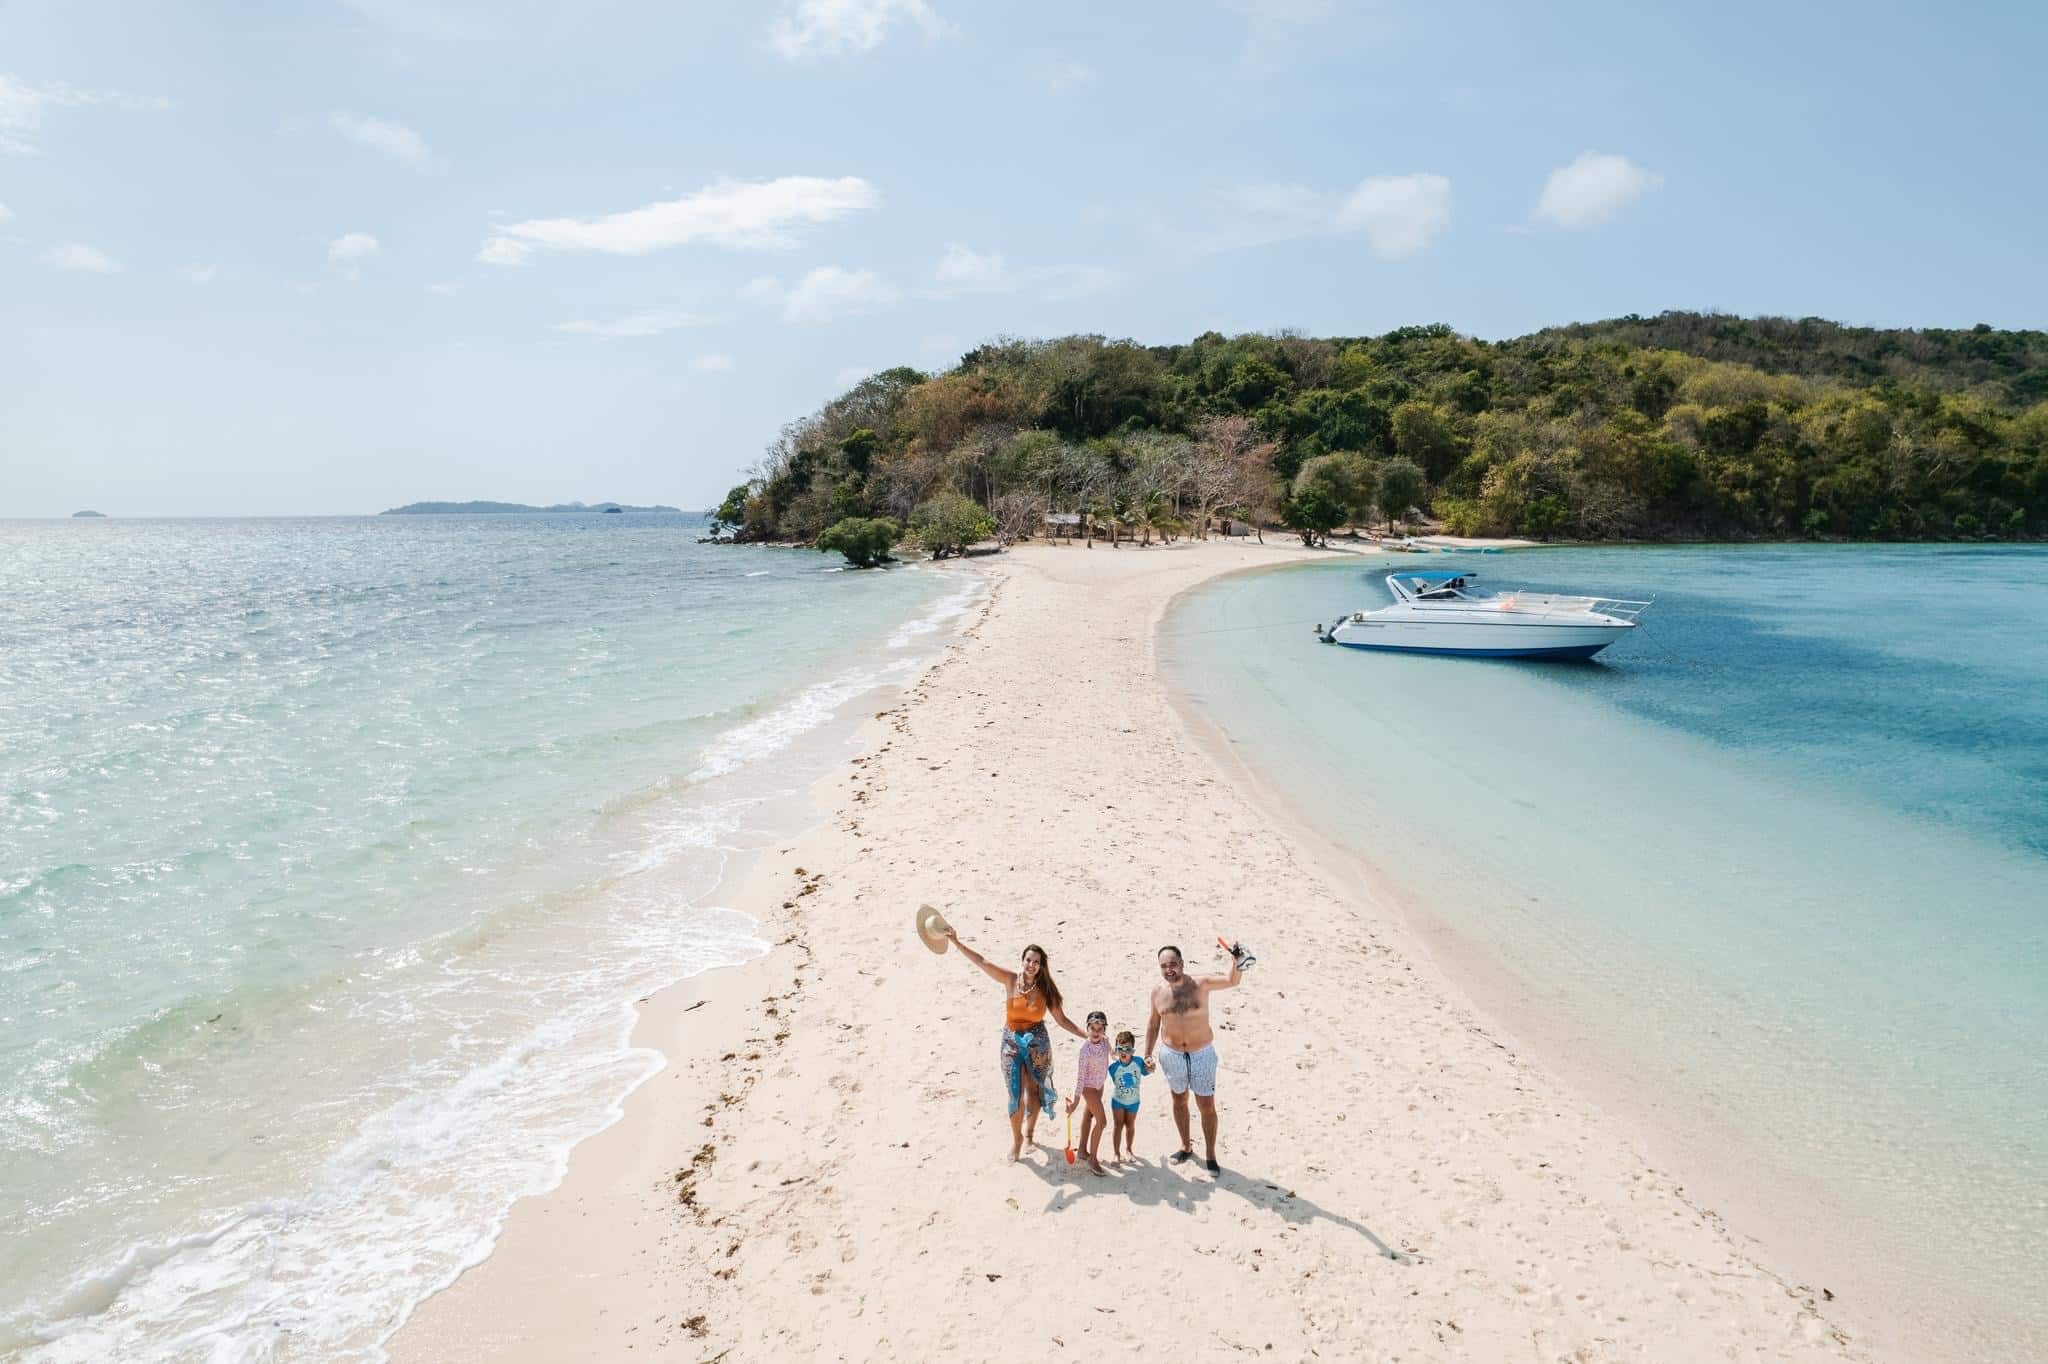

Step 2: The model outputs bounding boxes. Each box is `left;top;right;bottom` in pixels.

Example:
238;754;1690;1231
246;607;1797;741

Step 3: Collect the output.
1331;638;1614;659
1326;617;1632;659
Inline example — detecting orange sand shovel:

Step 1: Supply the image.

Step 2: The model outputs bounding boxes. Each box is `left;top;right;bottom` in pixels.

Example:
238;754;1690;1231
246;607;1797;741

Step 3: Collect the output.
1064;1110;1076;1165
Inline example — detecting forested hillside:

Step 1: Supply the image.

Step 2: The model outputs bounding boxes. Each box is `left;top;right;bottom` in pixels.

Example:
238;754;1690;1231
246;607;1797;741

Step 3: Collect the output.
714;313;2048;546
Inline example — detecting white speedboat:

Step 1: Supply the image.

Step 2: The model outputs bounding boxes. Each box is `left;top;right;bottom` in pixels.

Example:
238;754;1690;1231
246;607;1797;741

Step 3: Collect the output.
1319;570;1648;660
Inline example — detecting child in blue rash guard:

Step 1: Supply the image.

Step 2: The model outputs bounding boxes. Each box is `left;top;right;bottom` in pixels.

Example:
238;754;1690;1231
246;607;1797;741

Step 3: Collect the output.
1106;1030;1152;1164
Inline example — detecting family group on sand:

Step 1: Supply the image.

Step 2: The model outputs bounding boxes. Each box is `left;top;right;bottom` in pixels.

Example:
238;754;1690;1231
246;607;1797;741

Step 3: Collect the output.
915;905;1250;1176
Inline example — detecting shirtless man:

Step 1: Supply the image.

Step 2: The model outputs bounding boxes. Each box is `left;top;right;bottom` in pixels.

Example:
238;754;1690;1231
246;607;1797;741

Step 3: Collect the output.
1143;944;1242;1173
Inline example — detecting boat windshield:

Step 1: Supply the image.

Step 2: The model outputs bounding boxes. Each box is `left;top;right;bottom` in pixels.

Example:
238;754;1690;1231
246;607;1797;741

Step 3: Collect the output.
1410;578;1486;601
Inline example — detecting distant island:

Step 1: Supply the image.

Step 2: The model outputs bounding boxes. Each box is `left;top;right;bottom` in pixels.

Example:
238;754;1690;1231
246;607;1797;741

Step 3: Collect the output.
380;500;684;516
72;510;107;518
712;312;2046;546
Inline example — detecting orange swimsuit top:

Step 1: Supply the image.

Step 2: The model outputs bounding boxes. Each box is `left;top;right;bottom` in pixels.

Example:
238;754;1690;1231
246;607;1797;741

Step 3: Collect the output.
1005;988;1047;1030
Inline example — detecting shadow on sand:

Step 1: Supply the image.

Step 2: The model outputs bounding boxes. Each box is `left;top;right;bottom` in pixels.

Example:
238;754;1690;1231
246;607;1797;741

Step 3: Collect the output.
1014;1144;1418;1264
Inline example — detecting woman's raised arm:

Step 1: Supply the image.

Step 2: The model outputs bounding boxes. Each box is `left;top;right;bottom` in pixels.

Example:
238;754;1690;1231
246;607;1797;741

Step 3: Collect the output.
947;929;1014;989
1046;1000;1087;1040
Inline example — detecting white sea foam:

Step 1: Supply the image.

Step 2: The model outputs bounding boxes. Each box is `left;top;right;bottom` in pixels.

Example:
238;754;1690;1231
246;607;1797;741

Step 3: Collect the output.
18;915;763;1363
691;574;985;781
887;577;982;649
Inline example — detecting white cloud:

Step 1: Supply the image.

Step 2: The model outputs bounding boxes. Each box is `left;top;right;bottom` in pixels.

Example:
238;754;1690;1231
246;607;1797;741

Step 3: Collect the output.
553;309;710;339
1047;61;1096;94
427;280;461;295
327;231;380;276
38;242;120;273
930;244;1014;295
1535;152;1661;227
767;0;954;61
0;75;172;155
693;354;735;372
479;176;878;266
177;264;218;284
746;266;898;324
921;244;1121;300
476;236;531;266
0;200;12;222
1335;173;1453;258
1193;173;1451;259
330;111;433;170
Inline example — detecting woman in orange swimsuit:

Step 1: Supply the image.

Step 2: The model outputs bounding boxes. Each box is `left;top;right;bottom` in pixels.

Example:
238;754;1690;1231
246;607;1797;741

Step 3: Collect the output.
946;928;1086;1161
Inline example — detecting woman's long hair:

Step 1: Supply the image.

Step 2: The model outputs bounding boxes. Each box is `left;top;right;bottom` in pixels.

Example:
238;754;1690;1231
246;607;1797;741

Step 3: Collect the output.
1021;943;1063;1014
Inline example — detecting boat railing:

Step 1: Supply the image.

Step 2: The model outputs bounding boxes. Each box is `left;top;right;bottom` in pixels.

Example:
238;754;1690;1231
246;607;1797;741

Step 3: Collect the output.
1493;592;1652;621
1589;597;1653;621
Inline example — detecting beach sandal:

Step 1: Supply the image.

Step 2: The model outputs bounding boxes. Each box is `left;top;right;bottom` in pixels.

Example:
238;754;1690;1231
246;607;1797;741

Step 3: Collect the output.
1205;1158;1221;1174
1170;1149;1195;1164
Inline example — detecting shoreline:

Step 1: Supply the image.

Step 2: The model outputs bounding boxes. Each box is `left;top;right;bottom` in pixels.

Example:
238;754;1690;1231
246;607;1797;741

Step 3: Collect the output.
392;540;1870;1363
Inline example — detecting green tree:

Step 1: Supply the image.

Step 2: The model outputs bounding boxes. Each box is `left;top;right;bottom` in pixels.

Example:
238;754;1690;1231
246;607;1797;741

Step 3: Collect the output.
1224;356;1290;409
815;517;899;568
710;483;752;537
839;427;882;475
1391;402;1462;482
1376;458;1427;532
1281;484;1345;546
907;492;995;559
1088;491;1132;547
1293;452;1378;530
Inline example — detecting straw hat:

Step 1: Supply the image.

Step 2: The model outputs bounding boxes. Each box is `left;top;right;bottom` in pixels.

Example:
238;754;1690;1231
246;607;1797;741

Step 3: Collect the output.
914;903;953;954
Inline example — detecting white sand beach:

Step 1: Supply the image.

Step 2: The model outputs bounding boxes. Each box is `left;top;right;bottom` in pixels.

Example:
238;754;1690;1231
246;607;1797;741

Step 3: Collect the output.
392;540;1869;1363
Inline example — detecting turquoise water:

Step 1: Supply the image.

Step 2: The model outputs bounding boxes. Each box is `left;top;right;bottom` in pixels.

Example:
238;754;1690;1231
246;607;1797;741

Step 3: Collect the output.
1164;544;2047;1361
0;515;970;1360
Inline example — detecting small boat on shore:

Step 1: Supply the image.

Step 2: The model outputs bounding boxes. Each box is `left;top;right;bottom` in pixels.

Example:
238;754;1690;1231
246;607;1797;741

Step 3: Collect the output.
1319;570;1648;659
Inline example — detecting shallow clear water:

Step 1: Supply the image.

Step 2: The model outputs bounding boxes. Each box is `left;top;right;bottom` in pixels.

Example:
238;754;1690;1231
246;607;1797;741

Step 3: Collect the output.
1163;543;2048;1360
0;514;970;1359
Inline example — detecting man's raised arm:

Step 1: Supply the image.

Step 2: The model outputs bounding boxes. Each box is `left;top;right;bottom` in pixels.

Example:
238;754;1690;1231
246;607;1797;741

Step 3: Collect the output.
1201;955;1243;992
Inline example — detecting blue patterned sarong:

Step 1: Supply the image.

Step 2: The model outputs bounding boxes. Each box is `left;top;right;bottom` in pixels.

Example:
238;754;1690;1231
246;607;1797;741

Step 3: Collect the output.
1000;1023;1056;1117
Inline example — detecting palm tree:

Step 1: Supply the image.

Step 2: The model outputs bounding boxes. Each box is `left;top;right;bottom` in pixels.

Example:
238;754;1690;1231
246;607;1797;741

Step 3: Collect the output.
1136;492;1186;545
1090;492;1132;547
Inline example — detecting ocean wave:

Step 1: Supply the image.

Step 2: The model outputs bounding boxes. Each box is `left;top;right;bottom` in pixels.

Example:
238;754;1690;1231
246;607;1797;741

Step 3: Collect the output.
11;914;766;1364
688;577;983;782
887;578;984;649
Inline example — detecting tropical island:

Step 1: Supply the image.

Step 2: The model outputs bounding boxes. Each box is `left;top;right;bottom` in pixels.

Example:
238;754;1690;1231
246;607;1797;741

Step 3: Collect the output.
713;312;2046;555
71;510;107;518
380;500;683;515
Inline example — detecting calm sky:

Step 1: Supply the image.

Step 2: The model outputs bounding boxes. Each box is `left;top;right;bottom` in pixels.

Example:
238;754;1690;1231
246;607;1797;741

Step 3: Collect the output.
4;0;2044;517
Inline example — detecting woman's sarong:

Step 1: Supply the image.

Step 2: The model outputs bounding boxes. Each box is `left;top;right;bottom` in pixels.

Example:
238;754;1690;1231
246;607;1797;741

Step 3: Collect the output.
1000;1022;1056;1116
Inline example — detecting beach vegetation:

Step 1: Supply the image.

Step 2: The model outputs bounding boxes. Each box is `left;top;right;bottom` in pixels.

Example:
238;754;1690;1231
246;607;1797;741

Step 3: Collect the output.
816;517;900;568
1281;483;1346;546
1376;458;1428;533
715;313;2048;546
907;493;996;559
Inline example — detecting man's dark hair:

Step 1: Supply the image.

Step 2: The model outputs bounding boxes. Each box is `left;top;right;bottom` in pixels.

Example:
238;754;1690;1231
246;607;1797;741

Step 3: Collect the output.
1157;945;1182;962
